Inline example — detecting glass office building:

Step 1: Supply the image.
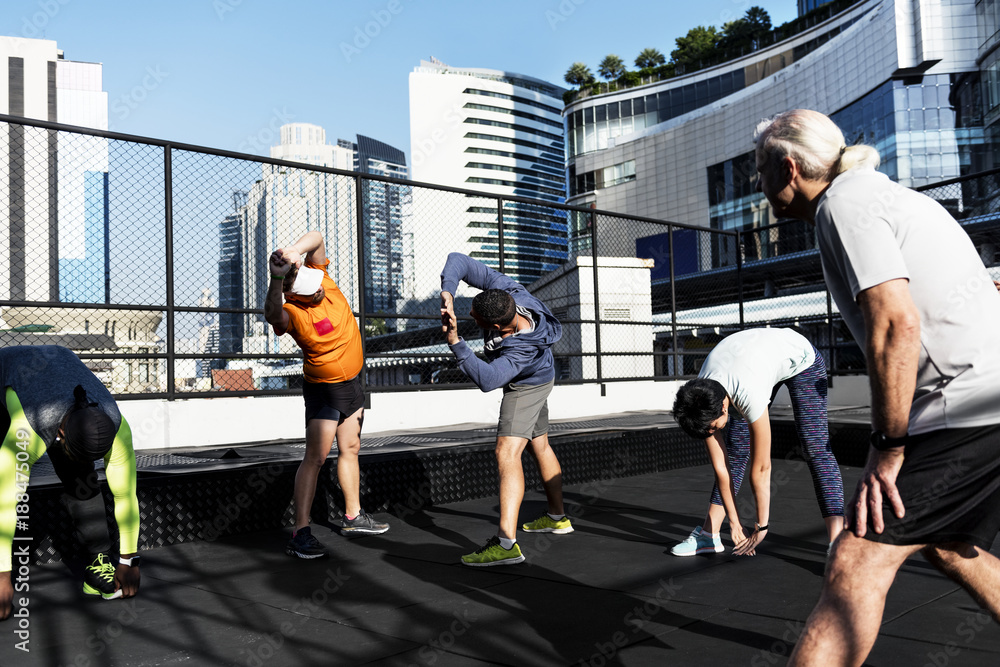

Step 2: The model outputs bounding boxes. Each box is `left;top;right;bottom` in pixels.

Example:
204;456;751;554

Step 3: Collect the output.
565;0;986;268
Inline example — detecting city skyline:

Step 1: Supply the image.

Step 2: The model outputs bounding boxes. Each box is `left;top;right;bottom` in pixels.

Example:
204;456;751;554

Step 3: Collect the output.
3;0;799;165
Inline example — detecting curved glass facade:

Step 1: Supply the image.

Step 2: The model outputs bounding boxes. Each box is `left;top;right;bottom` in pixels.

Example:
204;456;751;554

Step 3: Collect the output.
565;18;860;161
709;74;985;235
566;70;745;158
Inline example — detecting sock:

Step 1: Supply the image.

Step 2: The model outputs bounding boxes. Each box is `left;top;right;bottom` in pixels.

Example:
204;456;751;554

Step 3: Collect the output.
345;514;357;521
546;513;565;521
498;535;516;550
294;526;310;537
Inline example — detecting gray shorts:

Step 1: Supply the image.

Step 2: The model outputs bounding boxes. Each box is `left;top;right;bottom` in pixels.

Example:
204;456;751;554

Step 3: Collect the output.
497;379;553;440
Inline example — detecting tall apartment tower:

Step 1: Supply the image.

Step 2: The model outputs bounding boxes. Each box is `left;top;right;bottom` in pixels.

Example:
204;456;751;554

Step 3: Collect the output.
0;36;109;304
352;134;411;316
408;59;567;297
232;123;410;354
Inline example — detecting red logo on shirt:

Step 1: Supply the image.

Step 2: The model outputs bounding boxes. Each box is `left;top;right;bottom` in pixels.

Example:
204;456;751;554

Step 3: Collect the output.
314;318;334;336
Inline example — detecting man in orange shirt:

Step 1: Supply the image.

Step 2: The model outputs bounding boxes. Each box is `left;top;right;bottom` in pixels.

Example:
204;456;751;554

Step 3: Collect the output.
265;231;389;559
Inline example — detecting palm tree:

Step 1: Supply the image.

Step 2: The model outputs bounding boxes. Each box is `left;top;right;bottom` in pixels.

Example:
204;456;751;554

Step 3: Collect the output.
745;6;772;33
597;54;626;81
564;62;594;87
635;48;666;69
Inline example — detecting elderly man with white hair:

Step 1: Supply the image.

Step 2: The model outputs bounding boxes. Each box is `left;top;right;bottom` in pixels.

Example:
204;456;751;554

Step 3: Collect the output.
752;109;1000;667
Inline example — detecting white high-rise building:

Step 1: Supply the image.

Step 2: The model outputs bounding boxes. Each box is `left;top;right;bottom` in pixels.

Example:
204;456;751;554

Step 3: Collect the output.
408;60;567;298
0;36;109;304
0;37;163;392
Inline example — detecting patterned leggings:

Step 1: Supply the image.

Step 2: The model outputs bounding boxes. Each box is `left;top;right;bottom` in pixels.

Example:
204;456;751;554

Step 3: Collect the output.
709;350;845;518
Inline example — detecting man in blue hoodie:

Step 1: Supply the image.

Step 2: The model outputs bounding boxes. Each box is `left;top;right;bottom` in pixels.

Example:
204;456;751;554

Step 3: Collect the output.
440;252;571;566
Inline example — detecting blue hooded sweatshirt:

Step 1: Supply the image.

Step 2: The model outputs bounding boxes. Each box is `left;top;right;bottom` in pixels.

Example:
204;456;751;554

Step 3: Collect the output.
441;253;562;393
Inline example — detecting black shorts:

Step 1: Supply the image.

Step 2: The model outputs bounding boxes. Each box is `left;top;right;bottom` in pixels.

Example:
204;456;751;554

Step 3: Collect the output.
865;423;1000;550
303;375;365;425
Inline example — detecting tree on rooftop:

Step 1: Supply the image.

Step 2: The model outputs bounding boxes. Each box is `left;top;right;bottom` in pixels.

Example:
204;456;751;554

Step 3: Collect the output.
635;48;666;69
670;25;720;68
597;54;626;81
719;6;772;51
564;61;594;87
745;6;772;34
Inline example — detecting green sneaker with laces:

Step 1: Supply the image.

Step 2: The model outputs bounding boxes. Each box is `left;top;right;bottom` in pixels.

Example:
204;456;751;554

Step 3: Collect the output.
460;536;525;567
522;514;574;534
82;553;122;600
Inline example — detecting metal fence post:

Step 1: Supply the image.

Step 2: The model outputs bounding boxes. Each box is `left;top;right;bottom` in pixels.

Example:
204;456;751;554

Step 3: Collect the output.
668;224;678;377
164;145;175;400
736;229;745;330
355;174;368;397
590;209;602;385
497;197;505;274
827;288;835;375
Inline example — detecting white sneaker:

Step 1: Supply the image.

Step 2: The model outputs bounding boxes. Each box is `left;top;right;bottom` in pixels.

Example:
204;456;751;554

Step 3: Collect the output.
670;526;724;556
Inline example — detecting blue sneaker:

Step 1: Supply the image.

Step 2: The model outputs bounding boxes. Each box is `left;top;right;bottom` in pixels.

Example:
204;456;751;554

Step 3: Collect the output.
670;526;723;556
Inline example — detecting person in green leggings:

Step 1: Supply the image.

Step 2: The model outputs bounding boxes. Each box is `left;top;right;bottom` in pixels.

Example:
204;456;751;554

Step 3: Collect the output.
0;345;140;621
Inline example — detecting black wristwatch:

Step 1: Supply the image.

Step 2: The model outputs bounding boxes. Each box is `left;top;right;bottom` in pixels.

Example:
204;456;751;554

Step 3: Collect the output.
119;555;141;567
869;430;906;451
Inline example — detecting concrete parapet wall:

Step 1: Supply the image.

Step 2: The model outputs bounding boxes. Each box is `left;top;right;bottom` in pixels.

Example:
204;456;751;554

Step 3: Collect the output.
120;380;683;451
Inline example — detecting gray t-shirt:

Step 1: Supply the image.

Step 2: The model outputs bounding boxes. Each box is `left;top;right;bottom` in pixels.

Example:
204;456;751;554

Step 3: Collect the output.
815;168;1000;434
698;328;815;423
0;345;121;446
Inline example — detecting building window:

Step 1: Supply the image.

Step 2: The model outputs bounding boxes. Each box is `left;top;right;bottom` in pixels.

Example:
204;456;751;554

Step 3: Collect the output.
570;160;635;196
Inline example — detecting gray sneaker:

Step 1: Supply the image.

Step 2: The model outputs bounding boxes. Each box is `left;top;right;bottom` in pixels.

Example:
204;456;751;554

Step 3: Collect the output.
341;510;389;535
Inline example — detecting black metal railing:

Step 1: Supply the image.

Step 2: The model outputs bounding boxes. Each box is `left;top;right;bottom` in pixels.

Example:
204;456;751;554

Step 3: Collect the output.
0;114;742;398
3;113;999;396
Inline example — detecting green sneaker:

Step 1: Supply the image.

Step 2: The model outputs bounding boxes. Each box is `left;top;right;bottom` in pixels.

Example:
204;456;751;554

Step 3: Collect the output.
522;514;574;534
461;536;525;567
82;553;122;600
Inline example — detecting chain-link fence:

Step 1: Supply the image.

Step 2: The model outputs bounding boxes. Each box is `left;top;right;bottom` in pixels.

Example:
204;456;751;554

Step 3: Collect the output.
4;114;999;396
724;167;1000;377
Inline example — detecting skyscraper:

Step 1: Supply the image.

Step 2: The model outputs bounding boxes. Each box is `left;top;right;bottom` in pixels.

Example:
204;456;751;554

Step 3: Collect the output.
231;123;410;352
408;59;568;297
0;36;109;303
353;134;411;317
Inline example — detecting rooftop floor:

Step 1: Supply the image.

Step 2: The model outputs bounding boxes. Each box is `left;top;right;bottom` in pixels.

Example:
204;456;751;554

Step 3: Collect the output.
4;458;998;666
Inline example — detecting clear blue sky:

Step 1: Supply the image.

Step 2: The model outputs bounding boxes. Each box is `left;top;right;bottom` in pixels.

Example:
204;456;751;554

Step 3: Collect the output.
6;0;799;163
